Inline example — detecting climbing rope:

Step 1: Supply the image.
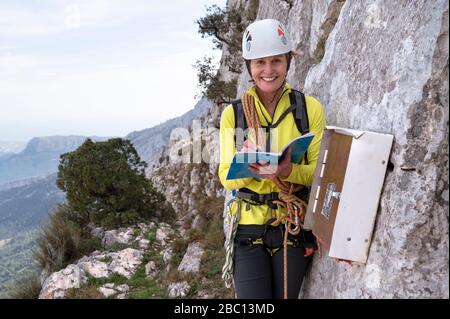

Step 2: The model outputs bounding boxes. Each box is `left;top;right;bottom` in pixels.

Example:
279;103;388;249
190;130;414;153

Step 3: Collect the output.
222;198;241;289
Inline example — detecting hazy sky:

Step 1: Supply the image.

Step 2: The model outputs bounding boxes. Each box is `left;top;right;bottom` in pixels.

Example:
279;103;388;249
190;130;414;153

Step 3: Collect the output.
0;0;226;142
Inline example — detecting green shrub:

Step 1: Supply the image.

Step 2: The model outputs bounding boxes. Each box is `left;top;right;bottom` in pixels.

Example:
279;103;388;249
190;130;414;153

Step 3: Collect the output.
87;273;128;287
196;3;256;74
65;285;105;299
57;138;173;229
8;273;41;299
33;205;82;273
144;228;157;242
194;57;238;105
33;204;100;274
313;37;326;64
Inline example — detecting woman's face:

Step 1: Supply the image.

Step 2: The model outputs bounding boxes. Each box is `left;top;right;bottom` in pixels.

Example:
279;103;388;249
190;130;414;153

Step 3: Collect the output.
250;54;288;95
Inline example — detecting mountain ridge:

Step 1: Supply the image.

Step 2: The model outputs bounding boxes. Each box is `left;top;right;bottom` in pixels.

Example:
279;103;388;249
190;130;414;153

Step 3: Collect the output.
0;135;110;184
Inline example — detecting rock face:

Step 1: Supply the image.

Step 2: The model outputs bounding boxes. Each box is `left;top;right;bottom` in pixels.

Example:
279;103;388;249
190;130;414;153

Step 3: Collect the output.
98;283;129;299
156;223;173;245
178;242;204;273
126;98;212;165
139;0;448;299
39;224;151;299
238;0;448;298
39;248;143;299
168;281;190;298
37;221;212;299
39;264;88;299
102;229;134;247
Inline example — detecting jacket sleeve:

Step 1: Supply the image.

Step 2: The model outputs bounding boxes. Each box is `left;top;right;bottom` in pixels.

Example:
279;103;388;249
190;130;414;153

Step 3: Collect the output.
281;96;326;186
218;105;253;190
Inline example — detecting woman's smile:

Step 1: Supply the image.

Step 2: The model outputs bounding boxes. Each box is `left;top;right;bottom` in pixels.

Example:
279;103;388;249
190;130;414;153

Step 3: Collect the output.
250;54;287;97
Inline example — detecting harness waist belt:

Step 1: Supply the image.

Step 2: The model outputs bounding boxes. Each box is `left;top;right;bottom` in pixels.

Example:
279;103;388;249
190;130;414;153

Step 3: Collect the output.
234;187;311;210
235;188;279;209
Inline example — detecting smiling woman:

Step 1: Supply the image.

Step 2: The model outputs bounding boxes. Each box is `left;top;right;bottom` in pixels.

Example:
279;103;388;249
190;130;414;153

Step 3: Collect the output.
249;55;288;116
0;0;226;141
218;18;327;299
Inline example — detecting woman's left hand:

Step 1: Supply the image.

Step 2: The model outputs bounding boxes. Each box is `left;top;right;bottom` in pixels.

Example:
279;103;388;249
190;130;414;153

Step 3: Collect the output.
249;148;293;181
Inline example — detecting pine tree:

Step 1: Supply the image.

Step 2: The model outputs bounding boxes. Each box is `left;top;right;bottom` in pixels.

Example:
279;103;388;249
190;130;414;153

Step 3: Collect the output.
56;138;172;228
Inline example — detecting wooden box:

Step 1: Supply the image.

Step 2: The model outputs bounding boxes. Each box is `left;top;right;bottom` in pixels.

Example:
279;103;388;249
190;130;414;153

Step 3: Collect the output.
304;126;394;264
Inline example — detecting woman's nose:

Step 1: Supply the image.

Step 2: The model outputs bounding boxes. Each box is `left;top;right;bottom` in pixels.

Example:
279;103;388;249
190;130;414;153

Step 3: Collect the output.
263;63;274;73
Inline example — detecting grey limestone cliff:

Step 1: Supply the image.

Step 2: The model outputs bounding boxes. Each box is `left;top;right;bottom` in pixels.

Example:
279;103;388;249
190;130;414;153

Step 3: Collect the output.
149;0;449;298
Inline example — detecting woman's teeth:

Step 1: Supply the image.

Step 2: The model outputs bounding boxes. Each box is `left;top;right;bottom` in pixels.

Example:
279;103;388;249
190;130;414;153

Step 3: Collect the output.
262;76;276;82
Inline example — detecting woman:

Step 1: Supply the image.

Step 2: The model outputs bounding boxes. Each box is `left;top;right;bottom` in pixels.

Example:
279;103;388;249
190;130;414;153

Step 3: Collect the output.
218;19;326;299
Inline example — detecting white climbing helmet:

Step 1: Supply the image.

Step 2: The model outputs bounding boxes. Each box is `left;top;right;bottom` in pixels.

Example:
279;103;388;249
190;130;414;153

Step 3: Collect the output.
242;19;292;60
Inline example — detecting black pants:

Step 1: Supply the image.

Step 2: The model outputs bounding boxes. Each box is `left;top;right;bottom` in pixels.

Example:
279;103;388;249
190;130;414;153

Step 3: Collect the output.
233;224;313;299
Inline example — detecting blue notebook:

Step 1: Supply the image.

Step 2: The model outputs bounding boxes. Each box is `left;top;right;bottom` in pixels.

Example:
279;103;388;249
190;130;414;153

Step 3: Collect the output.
226;133;314;180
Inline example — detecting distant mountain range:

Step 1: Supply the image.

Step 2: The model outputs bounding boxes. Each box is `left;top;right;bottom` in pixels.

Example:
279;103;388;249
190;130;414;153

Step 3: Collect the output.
0;97;211;186
0;176;45;192
0;135;109;185
0;173;65;240
0;174;64;297
0;141;26;157
126;97;211;165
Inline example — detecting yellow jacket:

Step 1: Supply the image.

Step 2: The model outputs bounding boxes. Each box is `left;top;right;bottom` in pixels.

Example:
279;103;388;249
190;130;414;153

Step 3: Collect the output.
218;83;326;225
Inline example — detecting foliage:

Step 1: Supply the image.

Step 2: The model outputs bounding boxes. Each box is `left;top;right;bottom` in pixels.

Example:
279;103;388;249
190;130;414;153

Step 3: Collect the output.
196;4;254;74
7;273;42;299
33;204;101;275
194;56;238;105
0;229;40;298
169;237;188;269
313;37;326;64
194;2;259;104
196;5;230;50
127;264;167;299
87;273;128;287
57;138;173;229
65;285;105;299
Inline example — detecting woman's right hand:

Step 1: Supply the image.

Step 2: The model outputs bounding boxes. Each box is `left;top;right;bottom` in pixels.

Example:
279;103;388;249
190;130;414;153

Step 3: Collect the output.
240;139;260;152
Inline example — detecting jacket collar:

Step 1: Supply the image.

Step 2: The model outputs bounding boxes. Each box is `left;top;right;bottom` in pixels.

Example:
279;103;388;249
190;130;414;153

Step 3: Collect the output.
245;83;292;124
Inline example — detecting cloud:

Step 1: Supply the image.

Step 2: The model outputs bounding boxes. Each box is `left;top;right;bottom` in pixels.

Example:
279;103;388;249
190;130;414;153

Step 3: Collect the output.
0;56;209;138
0;0;173;37
0;0;227;141
0;45;16;52
0;6;61;37
0;54;36;69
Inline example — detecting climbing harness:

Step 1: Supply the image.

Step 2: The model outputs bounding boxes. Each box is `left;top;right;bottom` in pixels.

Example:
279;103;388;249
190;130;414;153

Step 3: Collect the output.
236;218;318;256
